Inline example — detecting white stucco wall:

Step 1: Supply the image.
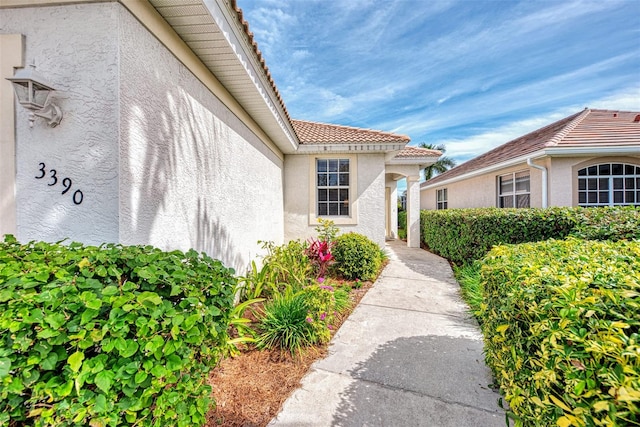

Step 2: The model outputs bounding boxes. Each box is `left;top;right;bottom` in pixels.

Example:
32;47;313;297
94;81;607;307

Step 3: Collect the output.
118;6;284;273
421;163;543;209
549;155;640;206
1;4;120;243
2;3;285;273
422;155;640;210
284;153;386;247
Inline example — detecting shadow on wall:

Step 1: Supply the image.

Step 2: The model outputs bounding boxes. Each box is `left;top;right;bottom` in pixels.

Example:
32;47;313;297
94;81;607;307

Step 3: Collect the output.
195;197;244;274
120;64;241;270
332;335;506;427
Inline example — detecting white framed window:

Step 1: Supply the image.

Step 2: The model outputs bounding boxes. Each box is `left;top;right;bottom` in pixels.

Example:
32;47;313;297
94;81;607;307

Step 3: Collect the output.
498;171;530;208
309;155;358;225
436;188;448;210
316;158;350;216
578;163;640;206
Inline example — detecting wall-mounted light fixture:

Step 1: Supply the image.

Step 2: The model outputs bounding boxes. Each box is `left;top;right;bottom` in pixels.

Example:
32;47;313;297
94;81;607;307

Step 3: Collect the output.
6;63;63;128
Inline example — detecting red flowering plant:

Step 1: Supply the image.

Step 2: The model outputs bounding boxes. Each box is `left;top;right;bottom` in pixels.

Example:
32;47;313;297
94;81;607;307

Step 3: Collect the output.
305;238;335;280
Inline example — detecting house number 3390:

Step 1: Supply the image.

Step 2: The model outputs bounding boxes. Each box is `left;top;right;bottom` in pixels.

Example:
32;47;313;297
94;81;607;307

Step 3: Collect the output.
35;162;84;205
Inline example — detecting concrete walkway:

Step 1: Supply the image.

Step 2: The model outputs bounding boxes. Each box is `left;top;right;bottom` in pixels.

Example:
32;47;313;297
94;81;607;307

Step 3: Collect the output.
268;240;507;427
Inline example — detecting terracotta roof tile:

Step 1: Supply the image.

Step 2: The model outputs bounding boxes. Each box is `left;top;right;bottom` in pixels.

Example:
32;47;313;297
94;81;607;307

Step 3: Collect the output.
229;0;291;123
292;119;411;144
556;109;640;147
394;146;441;158
422;108;640;187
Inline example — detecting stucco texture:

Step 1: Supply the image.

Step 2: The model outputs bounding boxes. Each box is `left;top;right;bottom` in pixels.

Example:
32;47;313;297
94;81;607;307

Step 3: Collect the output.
2;4;120;244
284;153;386;247
421;155;640;209
117;6;284;273
422;164;543;209
2;3;284;274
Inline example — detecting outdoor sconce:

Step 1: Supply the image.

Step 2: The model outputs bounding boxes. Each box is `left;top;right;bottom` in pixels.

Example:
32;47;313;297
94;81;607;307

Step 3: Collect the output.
6;63;63;128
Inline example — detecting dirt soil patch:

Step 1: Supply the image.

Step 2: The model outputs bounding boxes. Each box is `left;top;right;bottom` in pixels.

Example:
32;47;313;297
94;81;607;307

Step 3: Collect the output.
206;281;374;427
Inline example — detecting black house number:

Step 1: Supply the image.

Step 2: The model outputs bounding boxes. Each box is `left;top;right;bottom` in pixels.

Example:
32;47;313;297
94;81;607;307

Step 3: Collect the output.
35;162;84;205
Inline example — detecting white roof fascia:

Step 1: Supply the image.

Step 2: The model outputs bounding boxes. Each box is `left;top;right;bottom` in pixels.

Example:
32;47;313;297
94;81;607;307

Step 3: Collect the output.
543;146;640;157
295;143;407;154
202;0;298;151
420;150;547;190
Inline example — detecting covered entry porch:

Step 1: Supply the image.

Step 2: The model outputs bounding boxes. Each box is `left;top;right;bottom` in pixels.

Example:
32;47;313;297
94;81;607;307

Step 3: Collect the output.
385;147;440;247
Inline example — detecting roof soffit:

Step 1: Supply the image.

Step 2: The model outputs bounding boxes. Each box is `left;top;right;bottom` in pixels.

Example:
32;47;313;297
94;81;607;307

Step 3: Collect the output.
148;0;299;153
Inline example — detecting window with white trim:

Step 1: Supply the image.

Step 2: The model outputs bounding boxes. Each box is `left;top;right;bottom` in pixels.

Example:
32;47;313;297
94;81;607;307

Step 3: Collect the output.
316;158;350;216
436;188;448;210
498;171;530;208
578;163;640;206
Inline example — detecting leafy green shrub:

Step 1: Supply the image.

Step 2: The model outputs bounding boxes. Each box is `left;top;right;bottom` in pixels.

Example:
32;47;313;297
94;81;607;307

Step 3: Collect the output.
478;238;640;426
421;208;578;264
0;235;236;427
398;210;407;231
571;206;640;241
332;233;383;281
315;218;340;243
421;206;640;265
255;290;316;354
259;240;312;292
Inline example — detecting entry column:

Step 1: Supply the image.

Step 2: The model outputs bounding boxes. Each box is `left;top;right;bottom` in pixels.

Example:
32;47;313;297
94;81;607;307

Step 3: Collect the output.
406;175;421;248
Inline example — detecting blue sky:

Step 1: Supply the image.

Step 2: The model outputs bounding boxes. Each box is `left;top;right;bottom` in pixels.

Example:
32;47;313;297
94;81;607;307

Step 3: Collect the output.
238;0;640;166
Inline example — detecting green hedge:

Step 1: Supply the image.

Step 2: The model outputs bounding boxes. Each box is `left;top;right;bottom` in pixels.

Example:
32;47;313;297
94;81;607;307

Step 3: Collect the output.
0;236;236;426
572;206;640;241
479;238;640;426
421;206;640;264
398;210;407;231
421;207;577;264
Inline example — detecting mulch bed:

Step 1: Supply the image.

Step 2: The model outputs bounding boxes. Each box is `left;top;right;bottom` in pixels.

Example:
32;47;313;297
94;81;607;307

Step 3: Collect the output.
206;280;374;427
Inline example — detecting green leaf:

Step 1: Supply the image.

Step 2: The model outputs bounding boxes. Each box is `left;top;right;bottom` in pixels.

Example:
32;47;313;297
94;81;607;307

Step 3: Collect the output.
150;364;167;378
102;286;118;296
81;308;100;325
57;380;73;397
94;394;108;413
86;298;102;310
44;312;66;329
0;358;11;378
134;371;148;384
119;340;139;358
573;380;586;396
137;292;162;306
40;352;58;370
37;328;59;339
95;370;114;393
68;351;85;373
166;354;183;371
144;335;164;354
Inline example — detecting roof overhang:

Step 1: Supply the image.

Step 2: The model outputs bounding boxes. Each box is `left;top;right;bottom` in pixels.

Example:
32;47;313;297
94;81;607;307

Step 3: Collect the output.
150;0;298;153
421;145;640;190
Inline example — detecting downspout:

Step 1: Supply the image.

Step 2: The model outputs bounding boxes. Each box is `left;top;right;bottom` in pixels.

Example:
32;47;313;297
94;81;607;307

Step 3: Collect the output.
527;158;548;208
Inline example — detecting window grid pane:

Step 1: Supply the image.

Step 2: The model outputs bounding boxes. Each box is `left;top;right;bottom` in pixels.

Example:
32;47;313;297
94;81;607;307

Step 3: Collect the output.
436;188;448;210
577;163;639;207
498;172;529;208
317;158;350;217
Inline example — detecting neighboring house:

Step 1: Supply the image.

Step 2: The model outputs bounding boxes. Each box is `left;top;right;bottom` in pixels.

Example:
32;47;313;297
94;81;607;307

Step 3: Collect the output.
0;0;439;273
421;109;640;210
